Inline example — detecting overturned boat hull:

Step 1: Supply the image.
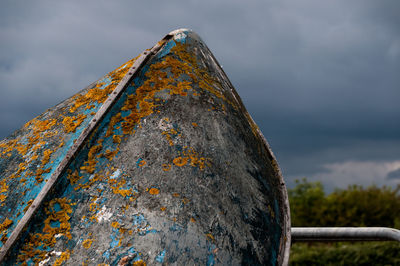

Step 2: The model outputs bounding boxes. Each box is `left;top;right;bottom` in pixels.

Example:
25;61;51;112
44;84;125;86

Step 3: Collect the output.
0;29;290;265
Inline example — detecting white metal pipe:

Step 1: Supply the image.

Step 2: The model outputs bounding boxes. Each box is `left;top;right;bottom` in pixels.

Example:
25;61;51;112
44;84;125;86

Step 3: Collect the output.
291;227;400;242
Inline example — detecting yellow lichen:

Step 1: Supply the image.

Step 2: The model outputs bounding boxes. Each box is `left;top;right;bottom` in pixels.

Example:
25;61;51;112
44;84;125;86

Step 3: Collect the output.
53;250;71;266
69;57;137;114
67;170;82;185
161;128;180;146
80;141;102;174
132;260;146;266
102;148;120;161
108;178;134;198
206;233;215;241
111;221;120;229
172;156;188;167
182;198;190;204
0;179;8;203
18;198;73;263
62;114;87;133
138;160;146;167
162;163;171;171
112;135;122;144
149;188;160;195
23;199;34;213
0;218;13;243
105;113;122;138
82;238;93;249
41;149;53;166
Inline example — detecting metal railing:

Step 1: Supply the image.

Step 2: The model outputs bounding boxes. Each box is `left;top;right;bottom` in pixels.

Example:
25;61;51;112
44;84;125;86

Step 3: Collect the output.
291;227;400;242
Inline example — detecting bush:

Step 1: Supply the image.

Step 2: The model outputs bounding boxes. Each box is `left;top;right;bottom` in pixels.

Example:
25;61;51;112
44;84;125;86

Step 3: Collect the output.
288;179;400;265
290;242;400;266
289;178;400;228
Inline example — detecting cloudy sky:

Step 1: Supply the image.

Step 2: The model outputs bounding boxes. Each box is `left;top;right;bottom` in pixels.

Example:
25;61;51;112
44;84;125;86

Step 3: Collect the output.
1;0;399;191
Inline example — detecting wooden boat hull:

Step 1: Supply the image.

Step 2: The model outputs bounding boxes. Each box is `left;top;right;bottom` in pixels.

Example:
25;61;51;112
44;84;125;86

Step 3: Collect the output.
0;29;290;265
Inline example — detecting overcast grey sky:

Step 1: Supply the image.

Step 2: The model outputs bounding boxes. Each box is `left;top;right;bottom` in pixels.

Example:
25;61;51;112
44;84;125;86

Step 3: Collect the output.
1;0;399;191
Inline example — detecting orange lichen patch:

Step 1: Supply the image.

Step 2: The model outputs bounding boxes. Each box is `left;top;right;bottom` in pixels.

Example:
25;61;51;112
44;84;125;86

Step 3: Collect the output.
160;206;166;211
67;170;82;185
12;162;28;180
82;238;94;249
192;122;198;127
31;118;57;132
111;221;120;229
119;55;186;134
190;217;196;223
168;80;192;96
108;178;134;198
18;198;73;263
41;149;53;166
206;233;215;241
183;147;211;170
148;187;160;195
30;153;39;161
161;128;180;146
0;179;8;203
62;114;87;133
102;147;120;161
43;129;58;138
138;160;146;167
0;138;27;158
105;113;123;138
172;193;180;197
132;260;146;266
86;104;96;110
80;142;103;174
74;173;103;191
23;199;34;213
171;41;231;104
0;218;13;243
69;57;137;114
53;250;71;266
173;156;188;167
182;198;190;204
121;204;130;214
89;199;99;213
162;163;171;171
112;135;122;144
35;167;51;183
116;40;230;136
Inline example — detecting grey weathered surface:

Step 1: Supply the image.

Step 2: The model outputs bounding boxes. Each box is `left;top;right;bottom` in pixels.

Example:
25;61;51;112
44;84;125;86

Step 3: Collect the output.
1;29;290;265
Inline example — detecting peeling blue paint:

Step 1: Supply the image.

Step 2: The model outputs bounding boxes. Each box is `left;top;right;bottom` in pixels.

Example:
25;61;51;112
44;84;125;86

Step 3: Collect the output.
103;250;110;259
155;250;166;263
136;158;144;168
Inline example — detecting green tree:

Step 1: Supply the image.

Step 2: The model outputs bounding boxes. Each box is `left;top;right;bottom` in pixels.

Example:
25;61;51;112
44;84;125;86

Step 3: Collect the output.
288;179;400;265
288;178;326;227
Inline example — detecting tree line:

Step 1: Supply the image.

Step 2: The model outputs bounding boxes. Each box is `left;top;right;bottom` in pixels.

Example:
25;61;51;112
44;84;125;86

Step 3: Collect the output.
288;179;400;265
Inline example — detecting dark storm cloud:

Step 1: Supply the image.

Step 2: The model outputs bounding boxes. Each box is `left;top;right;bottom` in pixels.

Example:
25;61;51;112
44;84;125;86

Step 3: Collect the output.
1;0;399;188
